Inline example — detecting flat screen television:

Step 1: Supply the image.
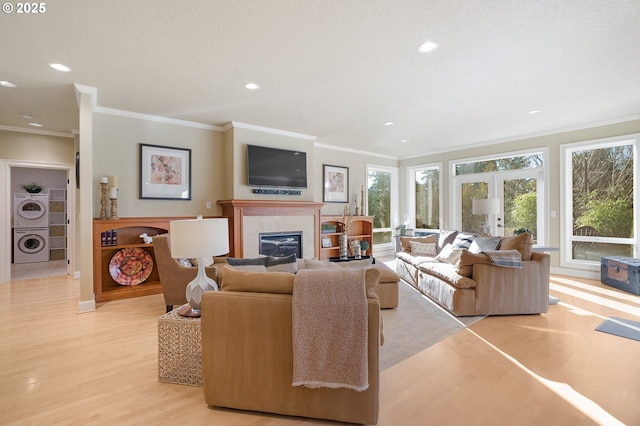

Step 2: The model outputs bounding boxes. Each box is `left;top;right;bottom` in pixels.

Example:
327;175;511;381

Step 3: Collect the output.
246;144;308;188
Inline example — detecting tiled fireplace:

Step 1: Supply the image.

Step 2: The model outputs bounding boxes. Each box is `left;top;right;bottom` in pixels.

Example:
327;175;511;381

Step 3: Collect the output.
217;200;324;259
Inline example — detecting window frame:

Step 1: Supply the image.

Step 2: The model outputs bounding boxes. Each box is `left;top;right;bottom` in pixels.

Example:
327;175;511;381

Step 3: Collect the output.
366;163;399;256
407;162;443;233
560;134;639;271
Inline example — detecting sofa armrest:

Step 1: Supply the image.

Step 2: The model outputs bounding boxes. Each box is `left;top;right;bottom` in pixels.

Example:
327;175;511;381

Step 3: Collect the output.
472;252;550;315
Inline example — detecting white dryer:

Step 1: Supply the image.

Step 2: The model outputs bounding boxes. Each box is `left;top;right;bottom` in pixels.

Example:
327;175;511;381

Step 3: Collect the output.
14;228;49;263
14;193;49;228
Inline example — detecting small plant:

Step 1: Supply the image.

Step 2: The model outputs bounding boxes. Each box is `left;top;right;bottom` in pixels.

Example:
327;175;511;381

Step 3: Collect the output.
395;224;408;236
21;182;44;193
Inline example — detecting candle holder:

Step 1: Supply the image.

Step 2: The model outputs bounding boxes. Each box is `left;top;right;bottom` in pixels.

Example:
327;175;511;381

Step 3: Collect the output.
100;182;108;219
109;197;119;220
360;187;365;216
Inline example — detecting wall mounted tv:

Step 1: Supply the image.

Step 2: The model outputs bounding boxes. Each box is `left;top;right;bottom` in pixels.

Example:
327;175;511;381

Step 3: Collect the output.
246;144;308;189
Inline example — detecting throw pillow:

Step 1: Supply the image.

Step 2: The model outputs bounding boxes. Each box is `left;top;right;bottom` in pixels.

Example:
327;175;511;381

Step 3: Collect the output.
434;243;463;264
456;250;492;277
226;257;267;272
409;241;437;256
469;236;501;254
189;257;214;267
437;230;458;252
452;232;477;250
265;254;299;273
220;265;294;294
399;235;437;252
498;233;533;261
177;258;192;267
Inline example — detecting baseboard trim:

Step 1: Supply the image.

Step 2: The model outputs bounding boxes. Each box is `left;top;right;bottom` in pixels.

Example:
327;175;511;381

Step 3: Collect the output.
78;299;96;313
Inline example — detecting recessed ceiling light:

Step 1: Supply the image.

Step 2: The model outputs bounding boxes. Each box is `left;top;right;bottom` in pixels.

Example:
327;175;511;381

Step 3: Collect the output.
529;110;542;115
28;122;43;127
384;121;395;126
401;139;409;143
21;113;34;119
418;41;439;53
49;63;72;72
0;80;18;88
244;82;260;90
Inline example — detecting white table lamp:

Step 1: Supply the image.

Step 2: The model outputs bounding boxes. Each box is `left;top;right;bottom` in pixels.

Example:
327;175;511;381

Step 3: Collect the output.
170;216;229;316
472;198;500;235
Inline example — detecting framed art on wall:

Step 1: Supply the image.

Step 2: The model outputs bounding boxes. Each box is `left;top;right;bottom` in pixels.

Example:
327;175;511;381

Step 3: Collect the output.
323;164;348;203
139;143;191;200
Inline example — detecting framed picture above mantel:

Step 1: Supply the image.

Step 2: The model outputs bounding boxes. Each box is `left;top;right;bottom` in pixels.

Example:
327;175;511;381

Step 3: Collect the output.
139;143;191;200
323;164;348;203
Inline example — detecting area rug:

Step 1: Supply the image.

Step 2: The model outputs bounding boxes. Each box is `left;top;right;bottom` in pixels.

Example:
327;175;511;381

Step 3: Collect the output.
595;316;640;342
379;280;484;370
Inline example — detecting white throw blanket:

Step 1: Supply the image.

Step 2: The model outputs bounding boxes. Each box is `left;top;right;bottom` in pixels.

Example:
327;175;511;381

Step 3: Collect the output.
291;268;369;391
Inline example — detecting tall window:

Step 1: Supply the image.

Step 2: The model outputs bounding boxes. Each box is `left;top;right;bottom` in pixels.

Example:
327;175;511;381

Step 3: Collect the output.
408;164;441;231
367;164;398;252
562;135;638;268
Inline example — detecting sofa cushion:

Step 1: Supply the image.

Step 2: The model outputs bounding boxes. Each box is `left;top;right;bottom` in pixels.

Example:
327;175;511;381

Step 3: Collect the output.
498;233;533;261
399;235;437;252
221;265;294;294
469;236;501;253
396;251;437;268
435;244;463;264
409;241;437;256
437;230;458;252
452;232;477;250
265;254;299;273
227;257;267;271
456;250;492;277
418;262;476;289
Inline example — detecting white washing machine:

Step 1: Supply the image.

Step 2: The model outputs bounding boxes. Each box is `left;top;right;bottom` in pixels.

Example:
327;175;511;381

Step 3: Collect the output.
14;193;49;228
14;228;49;263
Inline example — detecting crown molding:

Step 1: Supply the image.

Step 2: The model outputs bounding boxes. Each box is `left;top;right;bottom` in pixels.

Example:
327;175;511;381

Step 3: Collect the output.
313;142;398;160
0;125;74;139
93;106;225;131
229;121;317;141
401;114;640;160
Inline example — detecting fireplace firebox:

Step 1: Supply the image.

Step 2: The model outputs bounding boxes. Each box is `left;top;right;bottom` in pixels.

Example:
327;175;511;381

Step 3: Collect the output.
259;231;302;258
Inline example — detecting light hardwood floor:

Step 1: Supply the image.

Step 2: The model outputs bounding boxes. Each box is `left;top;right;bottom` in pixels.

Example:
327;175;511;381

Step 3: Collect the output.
1;271;639;425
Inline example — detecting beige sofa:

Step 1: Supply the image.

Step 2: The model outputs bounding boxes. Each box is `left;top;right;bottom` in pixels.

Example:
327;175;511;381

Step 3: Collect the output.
395;232;550;316
201;266;382;424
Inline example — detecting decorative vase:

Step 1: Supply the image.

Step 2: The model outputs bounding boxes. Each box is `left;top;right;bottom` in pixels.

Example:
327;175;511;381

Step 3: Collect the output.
339;233;349;259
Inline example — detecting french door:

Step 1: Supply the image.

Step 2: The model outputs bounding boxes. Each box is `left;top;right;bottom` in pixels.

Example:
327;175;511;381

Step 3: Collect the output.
453;169;545;242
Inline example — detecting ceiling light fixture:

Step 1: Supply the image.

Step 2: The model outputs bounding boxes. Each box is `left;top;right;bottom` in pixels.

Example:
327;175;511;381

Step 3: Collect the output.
418;40;439;53
529;110;541;115
28;122;43;127
0;80;18;88
21;113;34;119
401;139;409;143
49;63;72;72
384;121;395;126
244;82;260;90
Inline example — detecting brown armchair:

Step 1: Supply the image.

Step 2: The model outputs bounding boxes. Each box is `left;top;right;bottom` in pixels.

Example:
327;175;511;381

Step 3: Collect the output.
153;233;219;312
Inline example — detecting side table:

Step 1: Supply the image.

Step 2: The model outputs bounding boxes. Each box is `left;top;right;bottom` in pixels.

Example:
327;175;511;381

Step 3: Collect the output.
158;307;202;387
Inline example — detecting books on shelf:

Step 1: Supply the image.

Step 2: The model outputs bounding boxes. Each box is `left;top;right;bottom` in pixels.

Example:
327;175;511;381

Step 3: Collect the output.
101;229;118;246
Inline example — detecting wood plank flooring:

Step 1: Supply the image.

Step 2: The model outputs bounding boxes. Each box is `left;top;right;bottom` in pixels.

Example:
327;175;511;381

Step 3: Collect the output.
1;272;639;425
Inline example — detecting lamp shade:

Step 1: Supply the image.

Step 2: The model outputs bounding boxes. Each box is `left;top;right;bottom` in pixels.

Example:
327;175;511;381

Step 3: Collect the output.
472;198;500;215
170;217;229;258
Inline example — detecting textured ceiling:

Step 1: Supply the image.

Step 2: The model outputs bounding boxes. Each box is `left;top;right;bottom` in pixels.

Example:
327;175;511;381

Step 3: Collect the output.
1;0;639;158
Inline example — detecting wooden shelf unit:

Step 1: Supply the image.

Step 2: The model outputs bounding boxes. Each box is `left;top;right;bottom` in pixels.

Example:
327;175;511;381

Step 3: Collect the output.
319;215;373;260
93;217;193;302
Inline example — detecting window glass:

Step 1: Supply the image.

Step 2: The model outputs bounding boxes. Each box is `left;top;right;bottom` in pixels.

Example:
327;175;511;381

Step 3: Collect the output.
455;153;543;175
414;168;440;230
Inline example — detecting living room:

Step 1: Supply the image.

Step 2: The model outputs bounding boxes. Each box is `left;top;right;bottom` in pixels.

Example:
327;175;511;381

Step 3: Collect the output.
2;1;640;425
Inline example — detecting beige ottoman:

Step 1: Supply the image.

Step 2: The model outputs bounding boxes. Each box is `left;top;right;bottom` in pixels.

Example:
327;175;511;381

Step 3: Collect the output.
371;261;400;309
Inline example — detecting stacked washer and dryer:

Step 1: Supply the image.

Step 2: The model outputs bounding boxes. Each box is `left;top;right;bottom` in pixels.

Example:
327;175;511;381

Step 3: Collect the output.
13;193;50;263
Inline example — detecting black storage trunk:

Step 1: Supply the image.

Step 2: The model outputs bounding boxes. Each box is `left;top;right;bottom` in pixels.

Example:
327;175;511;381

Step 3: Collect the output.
600;256;640;295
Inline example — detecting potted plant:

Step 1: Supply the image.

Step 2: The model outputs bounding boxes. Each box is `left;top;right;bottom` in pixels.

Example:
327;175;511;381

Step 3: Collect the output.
21;182;44;193
395;224;408;236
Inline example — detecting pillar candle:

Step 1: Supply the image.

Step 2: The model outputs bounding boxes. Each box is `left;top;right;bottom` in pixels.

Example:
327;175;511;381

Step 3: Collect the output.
110;175;118;188
100;176;108;184
110;188;117;199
